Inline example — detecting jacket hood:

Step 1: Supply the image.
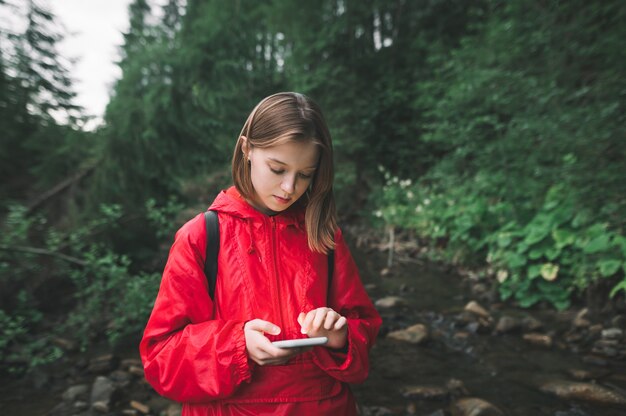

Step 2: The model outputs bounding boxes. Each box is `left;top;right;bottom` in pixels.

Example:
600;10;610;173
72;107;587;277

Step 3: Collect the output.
209;186;305;226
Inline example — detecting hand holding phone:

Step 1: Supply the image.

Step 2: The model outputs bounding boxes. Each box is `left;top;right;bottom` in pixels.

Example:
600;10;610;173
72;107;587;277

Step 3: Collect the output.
272;336;328;349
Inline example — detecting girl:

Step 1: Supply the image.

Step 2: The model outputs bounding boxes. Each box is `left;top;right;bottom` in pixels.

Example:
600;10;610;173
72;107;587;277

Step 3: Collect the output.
140;92;382;415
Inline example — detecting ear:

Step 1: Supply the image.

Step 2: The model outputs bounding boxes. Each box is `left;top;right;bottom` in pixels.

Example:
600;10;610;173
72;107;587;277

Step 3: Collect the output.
240;136;250;158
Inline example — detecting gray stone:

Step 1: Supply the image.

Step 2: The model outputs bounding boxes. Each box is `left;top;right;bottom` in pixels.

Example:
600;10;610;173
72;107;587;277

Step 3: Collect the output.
451;397;504;416
375;296;405;308
522;316;543;331
539;380;626;405
92;400;109;413
360;406;395;416
464;301;491;319
387;323;429;344
601;327;623;340
494;316;521;334
402;385;448;400
164;403;183;416
90;376;114;404
62;384;89;402
88;354;116;374
582;355;608;366
522;333;553;348
611;314;626;329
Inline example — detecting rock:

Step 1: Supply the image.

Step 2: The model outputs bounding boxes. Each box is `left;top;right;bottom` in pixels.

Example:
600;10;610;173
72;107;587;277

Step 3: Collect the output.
147;396;173;414
88;354;116;373
554;407;593;416
110;369;132;383
447;378;470;396
539;380;626;405
522;333;553;348
494;316;521;334
121;358;143;368
464;301;491;319
582;355;608;366
129;365;144;377
454;331;470;340
522;316;543;331
611;314;626;329
601;327;623;340
47;402;73;416
387;324;429;345
573;317;591;329
52;337;78;352
567;369;609;381
380;268;391;277
62;384;89;402
92;400;110;413
471;283;488;296
91;376;115;404
451;397;504;416
360;406;395;416
564;330;584;343
165;403;183;416
402;385;448;400
73;401;89;411
573;308;591;328
375;296;405;308
588;324;603;336
130;400;150;414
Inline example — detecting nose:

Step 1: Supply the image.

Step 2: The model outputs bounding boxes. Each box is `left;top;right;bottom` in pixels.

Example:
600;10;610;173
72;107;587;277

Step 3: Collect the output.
281;175;296;195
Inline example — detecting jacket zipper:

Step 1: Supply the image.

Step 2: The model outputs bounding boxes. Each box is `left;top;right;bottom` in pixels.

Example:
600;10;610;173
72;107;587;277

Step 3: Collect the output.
270;217;285;330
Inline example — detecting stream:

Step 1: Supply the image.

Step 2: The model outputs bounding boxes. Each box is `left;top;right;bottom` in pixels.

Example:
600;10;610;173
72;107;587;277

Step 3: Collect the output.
1;237;625;415
351;242;626;416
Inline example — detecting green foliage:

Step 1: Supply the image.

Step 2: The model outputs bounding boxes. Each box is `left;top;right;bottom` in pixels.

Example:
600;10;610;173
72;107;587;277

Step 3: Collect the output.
371;0;625;309
64;248;160;347
0;200;177;372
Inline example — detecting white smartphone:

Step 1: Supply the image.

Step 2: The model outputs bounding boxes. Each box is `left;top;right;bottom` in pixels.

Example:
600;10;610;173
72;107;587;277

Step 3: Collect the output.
272;336;328;349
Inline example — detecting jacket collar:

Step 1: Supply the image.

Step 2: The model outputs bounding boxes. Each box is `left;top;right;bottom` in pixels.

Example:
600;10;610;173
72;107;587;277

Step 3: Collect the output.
209;186;305;227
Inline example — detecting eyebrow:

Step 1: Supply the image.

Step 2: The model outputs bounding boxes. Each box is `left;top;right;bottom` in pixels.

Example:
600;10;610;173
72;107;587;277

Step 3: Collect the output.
267;157;317;170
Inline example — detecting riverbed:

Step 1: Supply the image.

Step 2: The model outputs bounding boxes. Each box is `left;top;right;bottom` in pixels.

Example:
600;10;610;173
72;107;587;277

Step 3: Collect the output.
1;236;625;415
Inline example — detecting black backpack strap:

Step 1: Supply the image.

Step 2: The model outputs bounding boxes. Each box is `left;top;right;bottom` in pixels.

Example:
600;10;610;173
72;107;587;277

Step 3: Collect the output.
204;210;219;299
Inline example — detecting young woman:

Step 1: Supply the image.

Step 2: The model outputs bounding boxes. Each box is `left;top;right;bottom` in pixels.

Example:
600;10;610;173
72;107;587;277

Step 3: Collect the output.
140;92;381;415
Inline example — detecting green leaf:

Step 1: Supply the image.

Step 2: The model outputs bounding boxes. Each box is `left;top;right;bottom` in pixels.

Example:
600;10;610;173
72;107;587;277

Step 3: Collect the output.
527;264;541;279
552;228;576;249
505;252;527;268
610;280;626;298
598;260;622;277
583;235;611;254
497;232;513;248
615;235;626;257
524;226;550;246
572;210;593;228
528;248;544;260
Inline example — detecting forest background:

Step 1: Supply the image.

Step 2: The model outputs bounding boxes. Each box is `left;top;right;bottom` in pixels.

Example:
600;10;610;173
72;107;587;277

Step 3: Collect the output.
1;0;624;374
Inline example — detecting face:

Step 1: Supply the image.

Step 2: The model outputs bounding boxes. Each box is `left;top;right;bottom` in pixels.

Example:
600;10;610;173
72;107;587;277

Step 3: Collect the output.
243;138;320;215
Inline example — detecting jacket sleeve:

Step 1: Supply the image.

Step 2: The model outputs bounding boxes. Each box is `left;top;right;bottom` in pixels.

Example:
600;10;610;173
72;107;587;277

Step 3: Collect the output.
139;214;252;403
311;228;382;384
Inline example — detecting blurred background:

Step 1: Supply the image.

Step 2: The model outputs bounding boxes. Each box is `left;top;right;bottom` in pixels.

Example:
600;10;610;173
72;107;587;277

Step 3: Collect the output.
1;0;625;415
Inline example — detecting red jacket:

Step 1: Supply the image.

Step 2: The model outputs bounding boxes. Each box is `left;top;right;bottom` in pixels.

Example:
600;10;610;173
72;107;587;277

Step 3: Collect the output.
140;187;382;415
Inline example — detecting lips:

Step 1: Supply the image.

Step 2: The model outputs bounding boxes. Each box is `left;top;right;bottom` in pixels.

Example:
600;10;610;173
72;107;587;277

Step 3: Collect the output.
273;195;292;205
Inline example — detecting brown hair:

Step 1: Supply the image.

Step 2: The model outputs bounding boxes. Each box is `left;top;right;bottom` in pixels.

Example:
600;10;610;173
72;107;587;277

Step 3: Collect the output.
232;92;337;253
